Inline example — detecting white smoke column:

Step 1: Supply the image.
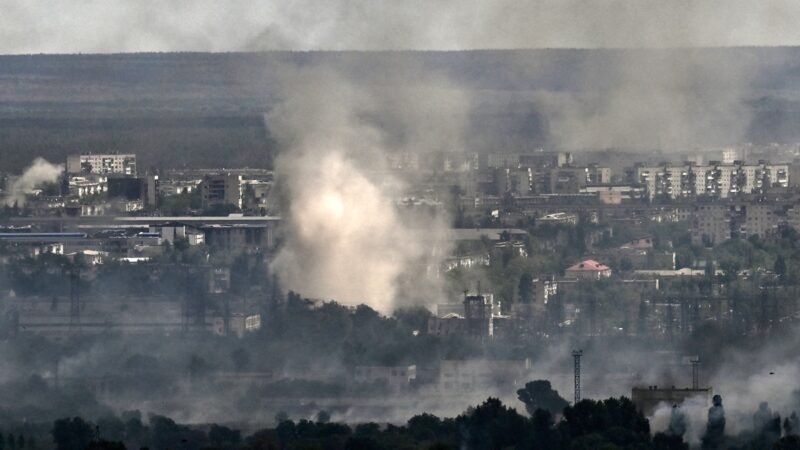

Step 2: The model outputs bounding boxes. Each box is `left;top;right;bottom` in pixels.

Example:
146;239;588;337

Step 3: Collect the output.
269;66;468;314
4;158;64;206
274;150;422;313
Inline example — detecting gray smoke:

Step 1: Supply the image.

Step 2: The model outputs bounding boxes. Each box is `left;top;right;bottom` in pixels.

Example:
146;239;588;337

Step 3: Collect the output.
2;1;800;53
268;64;467;313
539;49;759;150
3;157;63;206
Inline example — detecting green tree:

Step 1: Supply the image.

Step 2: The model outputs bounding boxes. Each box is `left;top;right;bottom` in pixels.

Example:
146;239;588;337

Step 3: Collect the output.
517;273;534;304
516;380;569;416
85;441;125;450
208;424;241;448
775;255;787;279
316;410;331;424
52;417;95;450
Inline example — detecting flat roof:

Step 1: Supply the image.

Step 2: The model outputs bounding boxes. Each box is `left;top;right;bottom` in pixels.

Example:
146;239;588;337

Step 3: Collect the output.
4;216;281;226
116;216;280;223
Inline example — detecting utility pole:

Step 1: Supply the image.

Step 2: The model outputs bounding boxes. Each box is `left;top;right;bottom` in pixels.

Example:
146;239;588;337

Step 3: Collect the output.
690;357;700;389
573;350;583;404
69;267;81;333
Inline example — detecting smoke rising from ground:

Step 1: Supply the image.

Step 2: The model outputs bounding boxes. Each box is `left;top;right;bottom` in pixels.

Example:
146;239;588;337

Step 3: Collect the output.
268;65;468;313
538;49;759;150
3;1;800;53
3;157;63;206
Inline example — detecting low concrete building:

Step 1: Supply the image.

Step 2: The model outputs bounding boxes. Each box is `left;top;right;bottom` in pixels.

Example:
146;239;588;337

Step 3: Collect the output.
427;313;467;336
631;386;712;415
439;359;532;391
354;365;416;388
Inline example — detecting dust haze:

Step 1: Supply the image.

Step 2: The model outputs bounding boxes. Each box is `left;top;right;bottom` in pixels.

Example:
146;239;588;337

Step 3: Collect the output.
3;1;800;53
268;66;467;313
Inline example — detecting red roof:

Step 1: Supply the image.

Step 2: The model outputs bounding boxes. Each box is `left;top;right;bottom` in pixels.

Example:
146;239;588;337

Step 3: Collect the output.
566;259;610;271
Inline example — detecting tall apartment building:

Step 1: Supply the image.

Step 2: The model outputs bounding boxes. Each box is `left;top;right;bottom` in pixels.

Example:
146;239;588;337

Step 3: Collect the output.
744;204;782;238
637;162;789;200
692;200;789;245
66;153;137;176
692;204;731;246
200;174;243;210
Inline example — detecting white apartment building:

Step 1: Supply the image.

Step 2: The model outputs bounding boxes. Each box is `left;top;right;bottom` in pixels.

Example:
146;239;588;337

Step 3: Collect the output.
638;162;789;200
67;153;137;176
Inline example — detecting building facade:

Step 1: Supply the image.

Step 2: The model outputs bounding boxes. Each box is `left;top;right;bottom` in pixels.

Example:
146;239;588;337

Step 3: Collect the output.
67;153;137;176
200;174;243;210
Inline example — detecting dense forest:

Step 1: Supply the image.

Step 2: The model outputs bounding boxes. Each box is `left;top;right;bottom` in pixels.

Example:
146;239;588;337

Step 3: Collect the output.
3;49;800;171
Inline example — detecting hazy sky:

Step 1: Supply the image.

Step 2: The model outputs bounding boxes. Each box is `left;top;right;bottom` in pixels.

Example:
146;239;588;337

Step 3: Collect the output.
2;0;800;54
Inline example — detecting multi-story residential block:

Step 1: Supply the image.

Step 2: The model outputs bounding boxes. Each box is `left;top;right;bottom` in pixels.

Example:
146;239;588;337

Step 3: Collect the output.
548;166;611;194
637;162;789;200
743;203;783;238
66;153;137;176
692;204;731;245
580;184;646;204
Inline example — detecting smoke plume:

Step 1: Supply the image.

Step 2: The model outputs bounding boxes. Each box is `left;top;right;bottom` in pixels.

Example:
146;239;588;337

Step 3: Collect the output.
3;158;63;206
268;65;468;313
3;1;800;53
538;49;759;150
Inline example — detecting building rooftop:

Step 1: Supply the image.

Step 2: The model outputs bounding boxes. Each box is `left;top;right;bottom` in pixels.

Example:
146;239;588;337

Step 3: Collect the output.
566;259;611;272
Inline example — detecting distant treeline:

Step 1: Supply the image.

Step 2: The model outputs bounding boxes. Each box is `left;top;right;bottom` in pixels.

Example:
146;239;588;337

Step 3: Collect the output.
3;49;800;172
36;395;800;450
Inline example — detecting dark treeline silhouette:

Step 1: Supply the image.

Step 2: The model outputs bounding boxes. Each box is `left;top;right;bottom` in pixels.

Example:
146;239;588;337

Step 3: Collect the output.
39;394;800;450
47;397;652;450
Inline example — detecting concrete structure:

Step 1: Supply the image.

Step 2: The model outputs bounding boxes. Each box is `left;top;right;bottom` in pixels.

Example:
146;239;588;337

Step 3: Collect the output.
631;386;712;415
67;153;137;176
201;223;273;252
427;313;467;336
692;204;731;246
200;174;243;210
537;212;578;226
243;180;272;211
158;179;200;196
637;162;789;200
580;184;646;204
744;203;782;238
549;166;611;194
439;359;532;391
68;176;107;198
354;365;416;388
148;223;204;245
